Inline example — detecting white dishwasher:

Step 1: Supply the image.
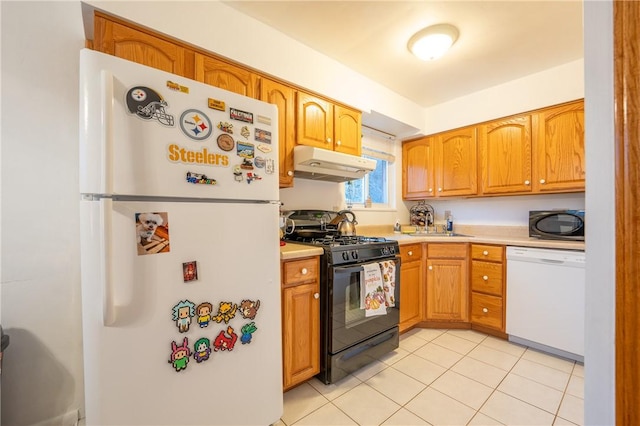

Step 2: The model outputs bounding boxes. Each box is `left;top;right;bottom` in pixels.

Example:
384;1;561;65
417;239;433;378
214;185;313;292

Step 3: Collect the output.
506;246;585;362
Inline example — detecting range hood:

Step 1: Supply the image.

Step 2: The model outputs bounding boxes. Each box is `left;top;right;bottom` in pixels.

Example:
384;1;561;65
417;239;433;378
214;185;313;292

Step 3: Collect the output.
293;145;377;182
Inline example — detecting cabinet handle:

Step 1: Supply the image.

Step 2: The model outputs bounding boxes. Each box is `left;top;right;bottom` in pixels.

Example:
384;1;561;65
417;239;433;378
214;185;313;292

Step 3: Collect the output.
408;251;413;256
524;180;530;185
287;170;293;176
428;188;433;193
482;307;489;313
313;293;320;299
428;265;433;270
482;275;489;281
327;138;332;143
483;250;489;256
438;187;443;192
540;179;546;184
336;140;341;146
301;268;308;275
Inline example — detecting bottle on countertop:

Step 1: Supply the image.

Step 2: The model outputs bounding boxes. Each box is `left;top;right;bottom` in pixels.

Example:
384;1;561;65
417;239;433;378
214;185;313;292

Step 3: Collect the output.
445;210;453;232
394;220;401;233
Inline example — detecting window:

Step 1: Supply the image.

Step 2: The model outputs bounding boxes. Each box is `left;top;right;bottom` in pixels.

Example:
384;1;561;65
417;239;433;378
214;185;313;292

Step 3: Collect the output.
345;135;396;209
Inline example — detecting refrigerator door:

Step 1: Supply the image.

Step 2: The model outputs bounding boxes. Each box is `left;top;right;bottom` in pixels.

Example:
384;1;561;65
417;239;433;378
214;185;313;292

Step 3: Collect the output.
80;198;282;425
80;49;279;201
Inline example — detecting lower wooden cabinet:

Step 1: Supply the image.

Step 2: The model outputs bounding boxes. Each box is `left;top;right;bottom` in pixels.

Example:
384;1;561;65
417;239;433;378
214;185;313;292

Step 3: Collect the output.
281;257;320;390
399;243;424;332
425;243;469;322
470;244;506;333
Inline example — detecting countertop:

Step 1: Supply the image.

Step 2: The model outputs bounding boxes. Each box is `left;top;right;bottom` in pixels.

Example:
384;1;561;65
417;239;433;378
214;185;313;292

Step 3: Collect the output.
279;224;585;260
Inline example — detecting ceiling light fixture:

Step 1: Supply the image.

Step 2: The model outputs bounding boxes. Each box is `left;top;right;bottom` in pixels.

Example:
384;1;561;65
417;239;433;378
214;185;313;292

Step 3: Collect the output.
407;24;459;61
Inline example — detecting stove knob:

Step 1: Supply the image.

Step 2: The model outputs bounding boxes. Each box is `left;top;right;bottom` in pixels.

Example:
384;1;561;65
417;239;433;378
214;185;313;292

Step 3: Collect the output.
351;250;358;260
389;246;396;254
342;252;350;261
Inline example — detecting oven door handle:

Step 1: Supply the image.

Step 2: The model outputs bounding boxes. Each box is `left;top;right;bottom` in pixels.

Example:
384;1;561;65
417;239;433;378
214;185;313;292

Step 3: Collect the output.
333;258;400;275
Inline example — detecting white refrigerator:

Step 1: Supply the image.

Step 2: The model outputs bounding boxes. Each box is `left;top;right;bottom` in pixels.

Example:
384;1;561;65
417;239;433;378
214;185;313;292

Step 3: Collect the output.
79;49;282;425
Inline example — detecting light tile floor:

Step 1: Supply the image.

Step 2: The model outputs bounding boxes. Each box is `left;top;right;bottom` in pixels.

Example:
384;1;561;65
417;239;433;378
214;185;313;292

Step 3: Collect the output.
276;329;584;426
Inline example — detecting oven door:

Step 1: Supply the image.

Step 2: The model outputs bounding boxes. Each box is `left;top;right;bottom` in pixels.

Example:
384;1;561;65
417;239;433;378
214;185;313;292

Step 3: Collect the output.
328;257;400;354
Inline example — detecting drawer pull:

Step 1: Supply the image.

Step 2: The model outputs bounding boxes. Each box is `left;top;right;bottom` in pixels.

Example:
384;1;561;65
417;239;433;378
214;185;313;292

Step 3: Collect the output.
301;268;308;275
483;250;489;256
482;307;489;313
428;265;433;270
313;293;320;299
482;275;489;281
408;251;413;256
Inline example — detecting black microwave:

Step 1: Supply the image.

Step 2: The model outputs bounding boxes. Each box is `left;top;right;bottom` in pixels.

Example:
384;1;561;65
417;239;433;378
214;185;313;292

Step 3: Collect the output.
529;210;585;241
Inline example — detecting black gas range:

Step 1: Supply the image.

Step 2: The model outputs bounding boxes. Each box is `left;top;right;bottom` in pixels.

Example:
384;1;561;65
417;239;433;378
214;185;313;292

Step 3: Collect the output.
283;210;401;384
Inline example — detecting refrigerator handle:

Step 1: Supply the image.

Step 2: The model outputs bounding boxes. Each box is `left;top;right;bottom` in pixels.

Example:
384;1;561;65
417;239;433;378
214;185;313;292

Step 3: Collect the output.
101;70;113;195
101;198;116;326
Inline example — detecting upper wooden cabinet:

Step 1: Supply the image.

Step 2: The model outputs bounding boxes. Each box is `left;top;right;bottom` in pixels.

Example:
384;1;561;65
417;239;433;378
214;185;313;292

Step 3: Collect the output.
402;137;436;199
437;127;478;197
260;78;296;188
402;127;477;199
93;14;194;78
296;92;362;155
194;53;260;98
478;115;533;195
534;100;585;192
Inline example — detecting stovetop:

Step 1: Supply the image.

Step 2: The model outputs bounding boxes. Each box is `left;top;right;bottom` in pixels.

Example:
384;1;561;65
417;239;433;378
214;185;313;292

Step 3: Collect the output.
285;234;399;266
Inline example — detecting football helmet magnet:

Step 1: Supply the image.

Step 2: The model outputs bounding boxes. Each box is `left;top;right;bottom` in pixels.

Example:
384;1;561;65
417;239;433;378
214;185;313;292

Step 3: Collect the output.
125;86;175;127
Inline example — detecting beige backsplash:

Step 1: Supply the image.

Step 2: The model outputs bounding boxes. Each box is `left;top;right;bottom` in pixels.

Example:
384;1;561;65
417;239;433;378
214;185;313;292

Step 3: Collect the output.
358;224;529;238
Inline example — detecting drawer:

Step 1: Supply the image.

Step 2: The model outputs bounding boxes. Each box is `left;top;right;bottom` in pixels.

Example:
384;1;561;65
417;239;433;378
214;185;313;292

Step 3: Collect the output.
471;244;504;262
282;257;319;286
427;243;467;259
471;292;504;330
400;243;423;262
471;260;504;296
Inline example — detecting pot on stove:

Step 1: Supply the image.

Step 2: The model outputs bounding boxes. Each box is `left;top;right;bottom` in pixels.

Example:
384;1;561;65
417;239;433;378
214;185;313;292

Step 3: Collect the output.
334;210;357;236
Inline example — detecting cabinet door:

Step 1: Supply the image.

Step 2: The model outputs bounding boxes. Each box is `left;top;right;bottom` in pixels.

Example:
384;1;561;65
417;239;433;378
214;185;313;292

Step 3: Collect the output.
425;258;469;321
436;127;478;197
479;115;533;195
194;53;259;98
296;92;334;149
93;15;193;78
261;78;296;188
535;100;585;192
400;260;423;331
334;105;362;156
282;282;319;389
402;137;436;199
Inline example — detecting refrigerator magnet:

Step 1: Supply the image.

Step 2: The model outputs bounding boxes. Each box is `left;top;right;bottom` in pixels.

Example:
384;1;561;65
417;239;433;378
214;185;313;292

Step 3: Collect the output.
125;86;175;127
257;114;272;126
254;128;272;144
246;172;262;184
217;133;235;151
195;302;213;328
237;142;255;159
229;107;253;124
166;80;189;94
207;98;225;111
217;121;233;134
172;300;196;333
213;301;238;324
182;261;198;282
240;322;257;345
213;326;237;352
239;299;261;320
257;144;272;153
253;157;265;169
233;165;243;182
186;172;217;186
179;109;212;141
168;337;191;372
265;159;275;174
240;125;250;139
136;212;170;255
239;158;254;170
192;337;212;363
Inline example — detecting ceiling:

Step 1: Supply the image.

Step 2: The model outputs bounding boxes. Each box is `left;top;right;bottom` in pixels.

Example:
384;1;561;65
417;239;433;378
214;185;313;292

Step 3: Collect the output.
223;1;584;109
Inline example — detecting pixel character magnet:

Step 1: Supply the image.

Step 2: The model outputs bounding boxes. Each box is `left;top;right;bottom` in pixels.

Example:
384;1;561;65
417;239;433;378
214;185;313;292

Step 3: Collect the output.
172;300;195;333
213;326;237;352
213;301;237;324
193;337;212;363
168;337;191;372
239;299;260;320
196;302;213;328
240;322;257;344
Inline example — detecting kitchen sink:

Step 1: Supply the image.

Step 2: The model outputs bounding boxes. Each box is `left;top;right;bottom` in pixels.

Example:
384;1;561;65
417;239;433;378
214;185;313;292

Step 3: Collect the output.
408;232;473;237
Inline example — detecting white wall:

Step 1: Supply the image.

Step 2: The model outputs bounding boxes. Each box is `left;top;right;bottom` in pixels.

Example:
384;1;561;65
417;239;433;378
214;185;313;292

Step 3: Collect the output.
584;1;616;424
1;2;85;425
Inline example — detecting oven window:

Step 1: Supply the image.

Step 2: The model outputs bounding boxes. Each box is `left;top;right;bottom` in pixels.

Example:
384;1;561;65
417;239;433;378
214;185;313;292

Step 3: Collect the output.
345;275;369;329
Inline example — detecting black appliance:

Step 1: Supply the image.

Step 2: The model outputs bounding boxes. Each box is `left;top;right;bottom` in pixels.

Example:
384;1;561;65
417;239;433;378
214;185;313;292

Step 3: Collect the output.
529;210;585;241
284;210;400;384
